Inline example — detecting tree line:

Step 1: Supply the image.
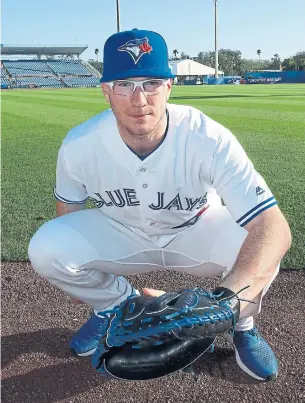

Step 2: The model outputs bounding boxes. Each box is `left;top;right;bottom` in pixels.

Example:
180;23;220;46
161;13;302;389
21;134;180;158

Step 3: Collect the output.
87;48;103;73
86;48;305;77
171;49;305;76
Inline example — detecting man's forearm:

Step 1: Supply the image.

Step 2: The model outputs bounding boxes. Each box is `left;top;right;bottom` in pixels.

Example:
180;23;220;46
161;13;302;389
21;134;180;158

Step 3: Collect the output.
220;215;291;313
56;201;86;217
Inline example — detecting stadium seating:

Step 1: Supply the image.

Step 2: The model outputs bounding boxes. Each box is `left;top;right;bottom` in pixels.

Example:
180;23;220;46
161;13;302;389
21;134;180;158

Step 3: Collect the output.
1;78;11;87
0;68;11;87
62;76;100;87
3;60;53;76
47;60;92;75
1;67;8;77
15;77;64;88
0;59;99;89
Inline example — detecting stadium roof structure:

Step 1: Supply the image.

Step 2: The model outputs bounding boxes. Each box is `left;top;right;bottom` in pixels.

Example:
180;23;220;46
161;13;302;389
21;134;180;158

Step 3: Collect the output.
170;59;224;76
1;44;88;56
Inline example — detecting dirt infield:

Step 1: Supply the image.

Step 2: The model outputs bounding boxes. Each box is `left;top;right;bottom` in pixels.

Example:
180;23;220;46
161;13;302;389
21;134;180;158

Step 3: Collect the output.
2;262;305;403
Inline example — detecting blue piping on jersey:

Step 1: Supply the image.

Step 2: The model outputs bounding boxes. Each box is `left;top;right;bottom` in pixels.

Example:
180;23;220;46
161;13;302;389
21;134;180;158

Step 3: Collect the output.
236;197;276;224
53;186;88;204
239;201;278;227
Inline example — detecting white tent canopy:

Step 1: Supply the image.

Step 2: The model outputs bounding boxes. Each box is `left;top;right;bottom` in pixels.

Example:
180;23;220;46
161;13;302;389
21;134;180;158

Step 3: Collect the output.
169;59;224;76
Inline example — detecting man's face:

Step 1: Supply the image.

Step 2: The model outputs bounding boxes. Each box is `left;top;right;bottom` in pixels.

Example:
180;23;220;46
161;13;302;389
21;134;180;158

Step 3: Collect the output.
102;77;172;137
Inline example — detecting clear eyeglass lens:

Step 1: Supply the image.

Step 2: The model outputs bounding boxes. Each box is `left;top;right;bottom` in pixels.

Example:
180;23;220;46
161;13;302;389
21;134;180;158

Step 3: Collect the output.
113;81;133;95
113;80;164;96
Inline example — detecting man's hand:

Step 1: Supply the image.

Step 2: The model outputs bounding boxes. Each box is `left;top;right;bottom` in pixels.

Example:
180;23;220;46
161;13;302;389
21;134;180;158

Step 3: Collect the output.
143;288;166;297
71;298;84;304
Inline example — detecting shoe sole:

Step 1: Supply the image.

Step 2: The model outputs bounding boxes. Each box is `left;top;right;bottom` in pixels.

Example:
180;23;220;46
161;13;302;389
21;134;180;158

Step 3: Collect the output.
234;347;266;381
223;332;277;382
70;347;97;357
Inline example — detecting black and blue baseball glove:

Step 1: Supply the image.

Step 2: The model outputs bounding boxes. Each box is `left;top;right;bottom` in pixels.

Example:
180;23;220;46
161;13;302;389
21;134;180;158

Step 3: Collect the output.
91;287;242;380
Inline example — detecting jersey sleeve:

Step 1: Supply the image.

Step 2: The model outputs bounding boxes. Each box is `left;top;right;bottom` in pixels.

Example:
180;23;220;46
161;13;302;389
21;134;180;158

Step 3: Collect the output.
210;129;278;227
53;145;88;204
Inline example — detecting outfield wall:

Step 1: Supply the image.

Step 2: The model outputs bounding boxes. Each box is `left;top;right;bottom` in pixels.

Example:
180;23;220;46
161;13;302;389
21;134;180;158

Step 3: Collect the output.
245;71;305;84
206;76;242;85
181;76;243;85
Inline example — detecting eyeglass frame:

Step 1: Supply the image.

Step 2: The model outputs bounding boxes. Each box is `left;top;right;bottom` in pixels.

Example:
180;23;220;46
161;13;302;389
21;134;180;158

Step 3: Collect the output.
106;78;170;96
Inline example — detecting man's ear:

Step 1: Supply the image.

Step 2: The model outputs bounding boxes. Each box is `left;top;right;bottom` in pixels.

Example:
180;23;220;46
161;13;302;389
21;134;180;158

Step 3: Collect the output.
101;84;110;104
166;79;172;101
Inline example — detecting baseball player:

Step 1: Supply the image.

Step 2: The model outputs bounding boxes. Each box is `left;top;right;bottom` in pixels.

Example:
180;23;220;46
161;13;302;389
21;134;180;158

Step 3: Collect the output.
28;29;291;381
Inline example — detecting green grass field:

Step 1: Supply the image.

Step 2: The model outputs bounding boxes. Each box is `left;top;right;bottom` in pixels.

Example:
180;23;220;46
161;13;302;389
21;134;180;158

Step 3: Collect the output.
2;84;305;268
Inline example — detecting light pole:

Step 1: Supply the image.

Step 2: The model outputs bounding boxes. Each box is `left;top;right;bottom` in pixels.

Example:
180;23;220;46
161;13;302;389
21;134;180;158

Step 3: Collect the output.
214;0;219;78
116;0;120;32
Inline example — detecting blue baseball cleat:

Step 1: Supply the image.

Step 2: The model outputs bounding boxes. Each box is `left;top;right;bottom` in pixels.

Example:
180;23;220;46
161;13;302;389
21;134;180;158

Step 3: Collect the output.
69;288;139;356
224;326;278;381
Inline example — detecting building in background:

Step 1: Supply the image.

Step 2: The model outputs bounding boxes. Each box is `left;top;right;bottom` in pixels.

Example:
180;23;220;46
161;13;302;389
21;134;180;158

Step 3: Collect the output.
169;59;224;84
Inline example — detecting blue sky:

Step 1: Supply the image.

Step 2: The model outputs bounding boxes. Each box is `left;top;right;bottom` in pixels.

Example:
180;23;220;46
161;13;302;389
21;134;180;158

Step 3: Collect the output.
1;0;304;61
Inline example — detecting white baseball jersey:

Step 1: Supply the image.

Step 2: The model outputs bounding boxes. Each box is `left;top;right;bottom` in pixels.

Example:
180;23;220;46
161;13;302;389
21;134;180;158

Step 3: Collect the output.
54;103;277;247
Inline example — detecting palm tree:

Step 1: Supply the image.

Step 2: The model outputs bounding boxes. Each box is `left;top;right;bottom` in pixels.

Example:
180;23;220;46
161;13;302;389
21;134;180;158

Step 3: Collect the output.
95;48;99;62
257;49;262;62
173;49;179;60
271;53;281;70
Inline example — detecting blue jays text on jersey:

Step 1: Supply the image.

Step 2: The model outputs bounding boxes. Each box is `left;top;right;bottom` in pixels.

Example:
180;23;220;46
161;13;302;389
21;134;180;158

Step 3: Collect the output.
91;190;207;211
90;190;209;230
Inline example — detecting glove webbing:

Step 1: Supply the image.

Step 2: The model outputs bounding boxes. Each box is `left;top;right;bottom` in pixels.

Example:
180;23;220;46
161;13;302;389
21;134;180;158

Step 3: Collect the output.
107;306;234;347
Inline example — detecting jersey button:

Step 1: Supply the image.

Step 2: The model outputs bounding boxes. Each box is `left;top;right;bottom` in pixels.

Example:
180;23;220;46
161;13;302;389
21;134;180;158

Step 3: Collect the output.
142;184;148;189
140;168;146;172
150;222;155;226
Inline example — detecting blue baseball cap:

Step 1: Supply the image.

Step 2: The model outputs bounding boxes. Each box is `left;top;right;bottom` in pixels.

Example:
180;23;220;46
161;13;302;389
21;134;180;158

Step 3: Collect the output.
100;28;175;82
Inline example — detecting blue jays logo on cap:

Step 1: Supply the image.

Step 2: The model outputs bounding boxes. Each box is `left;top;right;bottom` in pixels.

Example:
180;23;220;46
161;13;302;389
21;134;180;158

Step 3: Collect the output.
100;29;175;83
118;37;153;64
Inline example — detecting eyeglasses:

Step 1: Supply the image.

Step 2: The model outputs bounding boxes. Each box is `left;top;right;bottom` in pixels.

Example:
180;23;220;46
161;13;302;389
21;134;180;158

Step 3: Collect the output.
107;79;168;96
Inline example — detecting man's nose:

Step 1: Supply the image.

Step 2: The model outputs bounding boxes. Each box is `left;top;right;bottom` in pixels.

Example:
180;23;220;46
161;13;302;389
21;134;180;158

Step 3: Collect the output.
131;86;148;106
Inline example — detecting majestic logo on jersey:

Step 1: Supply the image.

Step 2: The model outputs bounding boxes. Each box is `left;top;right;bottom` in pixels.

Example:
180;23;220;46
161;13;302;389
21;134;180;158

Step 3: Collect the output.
118;37;153;64
256;186;265;196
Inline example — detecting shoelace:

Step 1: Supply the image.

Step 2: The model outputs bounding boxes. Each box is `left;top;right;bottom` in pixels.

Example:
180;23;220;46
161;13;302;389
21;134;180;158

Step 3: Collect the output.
247;327;260;338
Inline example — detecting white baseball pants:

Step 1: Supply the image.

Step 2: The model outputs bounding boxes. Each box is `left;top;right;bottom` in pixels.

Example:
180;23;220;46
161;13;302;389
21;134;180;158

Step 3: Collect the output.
28;206;279;330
